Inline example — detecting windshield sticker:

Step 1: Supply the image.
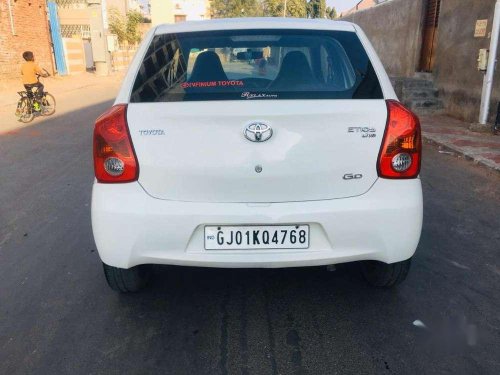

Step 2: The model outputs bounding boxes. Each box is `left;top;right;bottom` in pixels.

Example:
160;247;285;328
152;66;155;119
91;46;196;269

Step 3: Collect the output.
181;80;244;89
241;92;278;99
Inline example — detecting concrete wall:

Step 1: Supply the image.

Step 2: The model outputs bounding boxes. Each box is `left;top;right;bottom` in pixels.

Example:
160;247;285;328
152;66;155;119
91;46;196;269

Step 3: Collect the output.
357;0;378;11
341;0;425;77
342;0;500;124
433;0;500;123
107;0;143;14
58;2;138;26
111;47;137;71
107;0;129;15
343;0;384;16
151;0;174;25
58;7;92;25
0;0;54;80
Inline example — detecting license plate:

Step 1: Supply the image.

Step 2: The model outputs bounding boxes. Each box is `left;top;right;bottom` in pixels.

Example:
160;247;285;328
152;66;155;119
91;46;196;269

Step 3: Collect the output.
204;225;310;250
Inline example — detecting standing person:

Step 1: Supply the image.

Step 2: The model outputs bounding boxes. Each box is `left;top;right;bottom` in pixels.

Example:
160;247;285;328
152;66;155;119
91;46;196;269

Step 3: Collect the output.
258;55;267;76
20;51;48;110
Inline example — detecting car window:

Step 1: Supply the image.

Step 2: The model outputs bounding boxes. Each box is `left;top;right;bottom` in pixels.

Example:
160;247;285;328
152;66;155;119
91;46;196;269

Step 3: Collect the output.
130;29;383;102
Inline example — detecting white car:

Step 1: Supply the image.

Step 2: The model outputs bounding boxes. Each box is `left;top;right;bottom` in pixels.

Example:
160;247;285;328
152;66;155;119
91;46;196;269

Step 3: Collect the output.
92;18;423;292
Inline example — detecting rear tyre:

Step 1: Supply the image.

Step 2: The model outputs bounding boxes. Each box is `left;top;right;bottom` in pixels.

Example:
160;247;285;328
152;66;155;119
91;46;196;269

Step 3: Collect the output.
360;258;412;288
102;263;151;292
17;98;34;123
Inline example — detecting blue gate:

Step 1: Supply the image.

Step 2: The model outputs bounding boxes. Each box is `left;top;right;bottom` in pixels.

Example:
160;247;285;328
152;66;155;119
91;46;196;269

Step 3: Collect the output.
47;1;67;76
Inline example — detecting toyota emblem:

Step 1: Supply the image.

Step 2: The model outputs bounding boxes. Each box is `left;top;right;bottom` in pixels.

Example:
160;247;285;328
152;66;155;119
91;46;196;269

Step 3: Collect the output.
244;122;273;142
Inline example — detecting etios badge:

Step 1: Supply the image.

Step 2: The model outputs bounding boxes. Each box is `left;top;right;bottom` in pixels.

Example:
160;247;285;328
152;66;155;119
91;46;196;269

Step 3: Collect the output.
244;122;273;142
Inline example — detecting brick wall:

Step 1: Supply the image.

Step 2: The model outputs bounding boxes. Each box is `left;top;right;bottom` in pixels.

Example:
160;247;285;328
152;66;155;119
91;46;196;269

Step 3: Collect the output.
0;0;54;80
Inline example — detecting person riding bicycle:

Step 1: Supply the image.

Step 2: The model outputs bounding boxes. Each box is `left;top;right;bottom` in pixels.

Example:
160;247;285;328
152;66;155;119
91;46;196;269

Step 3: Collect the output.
20;51;48;109
15;52;55;122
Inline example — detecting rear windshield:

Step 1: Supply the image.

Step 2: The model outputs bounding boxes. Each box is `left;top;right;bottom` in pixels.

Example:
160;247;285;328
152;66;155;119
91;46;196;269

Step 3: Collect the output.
130;29;383;102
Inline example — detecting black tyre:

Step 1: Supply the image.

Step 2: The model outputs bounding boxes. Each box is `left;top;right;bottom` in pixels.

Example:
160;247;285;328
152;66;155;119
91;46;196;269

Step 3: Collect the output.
17;97;34;123
41;93;56;116
360;258;412;288
102;263;151;292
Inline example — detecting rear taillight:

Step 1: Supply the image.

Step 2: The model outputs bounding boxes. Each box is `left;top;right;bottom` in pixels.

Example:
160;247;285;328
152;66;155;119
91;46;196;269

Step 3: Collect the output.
93;104;138;183
377;100;422;179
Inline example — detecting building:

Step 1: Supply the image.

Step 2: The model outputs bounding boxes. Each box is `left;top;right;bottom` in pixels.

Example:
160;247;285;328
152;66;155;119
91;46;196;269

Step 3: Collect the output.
107;0;143;15
56;0;107;73
150;0;210;26
57;0;138;34
0;0;54;81
342;0;500;125
56;0;147;74
341;0;388;16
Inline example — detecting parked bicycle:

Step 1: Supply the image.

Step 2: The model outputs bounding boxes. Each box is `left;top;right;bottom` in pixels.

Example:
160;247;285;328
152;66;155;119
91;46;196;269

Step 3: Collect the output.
15;69;56;123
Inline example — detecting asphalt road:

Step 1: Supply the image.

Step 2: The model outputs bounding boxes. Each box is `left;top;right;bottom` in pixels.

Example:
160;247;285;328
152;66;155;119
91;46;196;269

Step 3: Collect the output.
1;86;499;374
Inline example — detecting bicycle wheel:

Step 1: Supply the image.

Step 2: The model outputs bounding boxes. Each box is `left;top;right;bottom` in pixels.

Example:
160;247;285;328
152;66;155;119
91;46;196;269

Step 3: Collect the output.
17;97;34;123
41;93;56;116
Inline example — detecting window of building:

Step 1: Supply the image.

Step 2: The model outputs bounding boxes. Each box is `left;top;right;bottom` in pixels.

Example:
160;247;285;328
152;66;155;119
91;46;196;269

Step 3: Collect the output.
174;15;187;23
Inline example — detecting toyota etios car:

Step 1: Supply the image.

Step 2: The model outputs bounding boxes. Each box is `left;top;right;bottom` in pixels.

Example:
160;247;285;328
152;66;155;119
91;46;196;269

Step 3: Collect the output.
92;18;423;292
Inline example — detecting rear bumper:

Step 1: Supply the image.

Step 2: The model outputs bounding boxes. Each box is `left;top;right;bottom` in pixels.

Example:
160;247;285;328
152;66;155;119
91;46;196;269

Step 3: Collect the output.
91;179;423;269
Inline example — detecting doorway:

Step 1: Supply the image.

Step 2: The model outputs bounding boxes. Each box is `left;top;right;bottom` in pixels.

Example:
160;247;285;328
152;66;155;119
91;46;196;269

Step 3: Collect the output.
419;0;441;72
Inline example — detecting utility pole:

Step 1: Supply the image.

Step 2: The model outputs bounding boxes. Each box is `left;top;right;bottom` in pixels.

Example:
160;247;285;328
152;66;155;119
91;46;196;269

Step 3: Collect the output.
283;0;287;17
88;0;110;76
479;0;500;125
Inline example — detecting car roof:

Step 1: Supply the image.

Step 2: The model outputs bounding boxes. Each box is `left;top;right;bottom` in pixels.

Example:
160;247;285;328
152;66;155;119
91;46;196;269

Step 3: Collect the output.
154;17;357;35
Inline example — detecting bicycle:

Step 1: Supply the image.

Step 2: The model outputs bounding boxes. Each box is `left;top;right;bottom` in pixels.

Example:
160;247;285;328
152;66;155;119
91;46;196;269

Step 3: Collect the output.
15;69;56;123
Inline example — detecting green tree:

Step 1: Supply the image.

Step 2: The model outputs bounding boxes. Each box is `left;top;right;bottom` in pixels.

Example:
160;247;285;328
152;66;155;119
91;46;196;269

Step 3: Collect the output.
262;0;281;16
211;0;263;18
108;8;144;45
326;6;337;19
126;10;143;44
263;0;307;17
307;0;325;18
286;0;307;17
108;8;127;44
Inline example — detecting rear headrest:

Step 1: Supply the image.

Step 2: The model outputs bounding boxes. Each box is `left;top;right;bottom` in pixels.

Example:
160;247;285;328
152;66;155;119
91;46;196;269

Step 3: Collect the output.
188;51;228;82
269;51;316;89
